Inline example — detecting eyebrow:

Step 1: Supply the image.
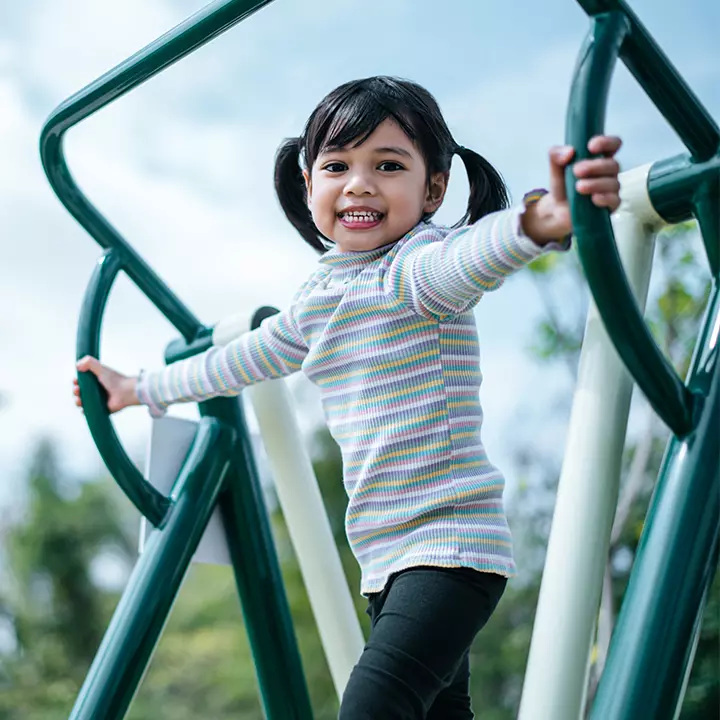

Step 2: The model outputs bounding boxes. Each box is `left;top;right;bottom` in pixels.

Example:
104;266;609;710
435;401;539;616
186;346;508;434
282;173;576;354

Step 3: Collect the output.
372;146;413;159
322;145;413;159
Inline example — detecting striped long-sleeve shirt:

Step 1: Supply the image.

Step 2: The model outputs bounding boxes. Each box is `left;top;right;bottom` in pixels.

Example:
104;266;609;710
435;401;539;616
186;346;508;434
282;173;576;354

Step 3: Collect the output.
137;207;560;594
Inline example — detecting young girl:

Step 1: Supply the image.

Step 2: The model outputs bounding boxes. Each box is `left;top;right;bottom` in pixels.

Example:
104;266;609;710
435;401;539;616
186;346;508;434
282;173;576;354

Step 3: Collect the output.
74;76;621;719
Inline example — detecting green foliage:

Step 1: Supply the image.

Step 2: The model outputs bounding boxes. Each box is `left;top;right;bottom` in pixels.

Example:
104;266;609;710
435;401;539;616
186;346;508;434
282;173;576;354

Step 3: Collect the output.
0;440;134;719
0;430;361;720
469;580;541;718
529;319;584;361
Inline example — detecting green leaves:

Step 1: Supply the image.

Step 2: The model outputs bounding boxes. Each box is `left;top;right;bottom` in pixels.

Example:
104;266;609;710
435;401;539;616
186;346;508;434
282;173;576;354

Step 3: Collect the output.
529;319;583;360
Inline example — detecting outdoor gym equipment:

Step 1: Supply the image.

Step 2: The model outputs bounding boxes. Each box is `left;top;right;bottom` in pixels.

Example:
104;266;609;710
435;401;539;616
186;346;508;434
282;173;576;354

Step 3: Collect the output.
40;1;718;718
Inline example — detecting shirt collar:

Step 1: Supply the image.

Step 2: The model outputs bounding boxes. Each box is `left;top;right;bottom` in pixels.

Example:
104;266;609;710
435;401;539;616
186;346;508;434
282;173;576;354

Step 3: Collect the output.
318;221;428;268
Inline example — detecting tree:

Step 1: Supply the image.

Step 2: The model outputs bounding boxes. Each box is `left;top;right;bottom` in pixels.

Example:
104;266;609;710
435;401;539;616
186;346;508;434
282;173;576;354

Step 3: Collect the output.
0;431;364;720
0;439;135;719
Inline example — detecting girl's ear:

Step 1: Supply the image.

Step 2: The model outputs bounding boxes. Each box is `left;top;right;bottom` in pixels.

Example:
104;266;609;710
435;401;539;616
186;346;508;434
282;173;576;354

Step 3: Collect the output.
303;169;312;203
424;171;449;214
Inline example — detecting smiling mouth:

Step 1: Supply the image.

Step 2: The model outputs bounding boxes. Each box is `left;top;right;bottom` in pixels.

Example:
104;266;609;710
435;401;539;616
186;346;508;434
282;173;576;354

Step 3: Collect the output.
337;210;385;227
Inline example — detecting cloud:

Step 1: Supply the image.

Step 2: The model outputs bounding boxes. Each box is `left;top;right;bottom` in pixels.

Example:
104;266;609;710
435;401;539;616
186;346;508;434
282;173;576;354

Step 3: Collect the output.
0;8;318;510
1;0;718;518
17;0;182;96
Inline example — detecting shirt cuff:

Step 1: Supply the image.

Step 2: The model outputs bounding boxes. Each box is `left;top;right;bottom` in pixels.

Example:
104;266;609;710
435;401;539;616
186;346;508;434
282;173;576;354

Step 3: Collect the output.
136;370;168;419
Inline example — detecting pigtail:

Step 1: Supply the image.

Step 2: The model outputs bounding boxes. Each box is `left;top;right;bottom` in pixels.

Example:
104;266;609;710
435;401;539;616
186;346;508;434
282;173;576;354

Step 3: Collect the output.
453;146;510;227
274;138;327;252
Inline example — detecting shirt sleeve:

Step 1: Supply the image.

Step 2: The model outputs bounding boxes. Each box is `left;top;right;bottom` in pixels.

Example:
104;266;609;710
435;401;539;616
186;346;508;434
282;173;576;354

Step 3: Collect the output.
384;206;568;319
136;305;308;417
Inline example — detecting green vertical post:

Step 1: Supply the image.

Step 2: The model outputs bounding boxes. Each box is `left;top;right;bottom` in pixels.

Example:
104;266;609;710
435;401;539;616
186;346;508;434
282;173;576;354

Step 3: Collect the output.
590;290;719;718
70;418;236;720
199;394;315;719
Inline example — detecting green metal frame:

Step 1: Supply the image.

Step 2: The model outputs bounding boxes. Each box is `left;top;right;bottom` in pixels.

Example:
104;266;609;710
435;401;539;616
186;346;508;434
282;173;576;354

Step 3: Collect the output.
39;0;717;717
567;2;719;718
41;2;314;718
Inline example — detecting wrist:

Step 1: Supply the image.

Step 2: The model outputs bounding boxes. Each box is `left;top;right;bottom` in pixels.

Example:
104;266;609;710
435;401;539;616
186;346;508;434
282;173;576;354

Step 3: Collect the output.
520;191;570;246
124;376;141;407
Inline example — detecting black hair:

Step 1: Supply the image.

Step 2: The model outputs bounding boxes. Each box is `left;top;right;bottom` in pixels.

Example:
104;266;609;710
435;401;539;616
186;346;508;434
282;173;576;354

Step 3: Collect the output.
274;76;509;252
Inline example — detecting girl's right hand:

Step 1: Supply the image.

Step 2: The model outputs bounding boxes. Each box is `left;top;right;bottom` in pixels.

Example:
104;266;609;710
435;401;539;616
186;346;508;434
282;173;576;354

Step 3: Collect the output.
74;356;141;414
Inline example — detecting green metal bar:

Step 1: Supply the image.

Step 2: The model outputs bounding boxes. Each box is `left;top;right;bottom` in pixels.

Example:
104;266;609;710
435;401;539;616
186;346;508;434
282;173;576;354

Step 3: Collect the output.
69;417;236;720
48;0;314;714
77;250;170;526
648;153;720;278
205;399;315;720
566;12;697;436
590;284;720;719
164;330;214;363
165;327;314;717
575;0;720;162
694;171;720;278
167;319;314;715
648;153;720;225
42;132;202;342
39;0;276;342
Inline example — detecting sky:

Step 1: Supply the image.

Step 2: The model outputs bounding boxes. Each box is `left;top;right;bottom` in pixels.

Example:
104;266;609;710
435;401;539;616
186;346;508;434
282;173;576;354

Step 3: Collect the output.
0;0;718;522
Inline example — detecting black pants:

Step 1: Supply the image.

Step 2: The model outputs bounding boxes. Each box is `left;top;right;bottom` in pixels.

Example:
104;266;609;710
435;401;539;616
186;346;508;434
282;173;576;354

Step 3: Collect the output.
339;566;507;719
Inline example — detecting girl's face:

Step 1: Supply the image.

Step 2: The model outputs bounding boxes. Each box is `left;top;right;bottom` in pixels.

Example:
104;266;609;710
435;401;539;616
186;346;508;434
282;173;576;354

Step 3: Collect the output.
304;119;447;252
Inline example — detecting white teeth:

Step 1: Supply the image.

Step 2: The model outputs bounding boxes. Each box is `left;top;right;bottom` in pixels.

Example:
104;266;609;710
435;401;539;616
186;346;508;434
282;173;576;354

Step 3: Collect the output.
340;211;382;223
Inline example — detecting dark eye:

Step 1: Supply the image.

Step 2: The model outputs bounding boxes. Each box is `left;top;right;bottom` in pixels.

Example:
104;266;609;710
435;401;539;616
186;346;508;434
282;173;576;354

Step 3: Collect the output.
378;161;404;172
322;162;347;173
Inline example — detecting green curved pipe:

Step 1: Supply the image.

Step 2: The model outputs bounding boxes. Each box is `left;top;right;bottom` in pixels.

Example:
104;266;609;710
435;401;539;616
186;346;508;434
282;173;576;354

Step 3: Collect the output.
76;250;170;526
565;11;697;436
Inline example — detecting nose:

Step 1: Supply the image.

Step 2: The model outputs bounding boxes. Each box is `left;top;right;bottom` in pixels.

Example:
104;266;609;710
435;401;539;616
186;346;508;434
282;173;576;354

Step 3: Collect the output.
343;168;376;196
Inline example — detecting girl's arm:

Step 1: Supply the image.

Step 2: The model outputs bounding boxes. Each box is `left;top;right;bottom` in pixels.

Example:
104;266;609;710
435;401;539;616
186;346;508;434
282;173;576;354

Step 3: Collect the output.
75;306;308;417
386;136;622;319
385;206;553;318
139;308;307;416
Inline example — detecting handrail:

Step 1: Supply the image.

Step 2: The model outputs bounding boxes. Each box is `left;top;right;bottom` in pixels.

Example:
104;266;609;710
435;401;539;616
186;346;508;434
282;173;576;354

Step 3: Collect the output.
39;0;275;342
44;0;276;520
565;9;706;437
76;251;171;526
574;0;719;163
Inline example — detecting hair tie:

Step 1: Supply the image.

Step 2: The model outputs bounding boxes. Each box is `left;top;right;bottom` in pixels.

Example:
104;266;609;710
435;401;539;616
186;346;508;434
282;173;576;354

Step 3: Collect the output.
454;145;467;155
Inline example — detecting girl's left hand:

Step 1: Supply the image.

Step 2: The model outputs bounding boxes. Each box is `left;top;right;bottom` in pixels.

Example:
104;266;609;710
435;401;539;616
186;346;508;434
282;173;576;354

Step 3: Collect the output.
523;135;622;245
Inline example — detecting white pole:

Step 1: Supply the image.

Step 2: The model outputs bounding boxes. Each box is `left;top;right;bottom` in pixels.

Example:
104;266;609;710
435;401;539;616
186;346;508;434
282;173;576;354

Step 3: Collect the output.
517;165;666;719
212;317;365;700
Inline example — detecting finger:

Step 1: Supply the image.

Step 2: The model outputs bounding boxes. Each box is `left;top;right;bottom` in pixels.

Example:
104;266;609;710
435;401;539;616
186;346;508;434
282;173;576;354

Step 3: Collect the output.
77;357;111;383
573;158;620;178
591;193;621;211
75;397;83;408
73;385;80;397
576;177;620;195
549;145;575;201
588;135;622;157
76;355;100;373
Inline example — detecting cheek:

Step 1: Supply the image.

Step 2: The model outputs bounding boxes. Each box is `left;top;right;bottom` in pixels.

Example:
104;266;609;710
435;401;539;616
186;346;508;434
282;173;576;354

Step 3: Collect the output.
395;180;429;216
311;179;335;208
308;187;337;233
